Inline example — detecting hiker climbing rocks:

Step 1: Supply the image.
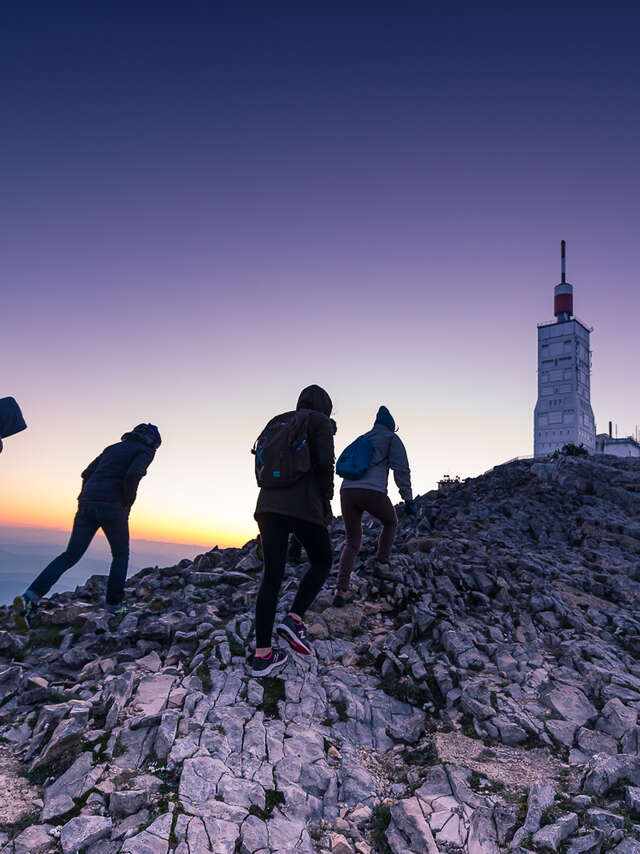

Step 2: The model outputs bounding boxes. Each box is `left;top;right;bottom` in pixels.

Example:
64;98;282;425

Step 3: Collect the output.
0;396;27;454
250;385;335;676
13;423;161;628
286;418;337;568
334;405;414;607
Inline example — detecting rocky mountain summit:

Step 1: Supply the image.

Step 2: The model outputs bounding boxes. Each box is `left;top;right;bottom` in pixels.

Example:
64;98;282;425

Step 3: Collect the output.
1;453;640;854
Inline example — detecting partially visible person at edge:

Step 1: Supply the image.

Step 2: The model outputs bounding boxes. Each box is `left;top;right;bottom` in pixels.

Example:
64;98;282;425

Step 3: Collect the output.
13;424;161;629
334;406;414;607
251;385;335;677
0;396;27;454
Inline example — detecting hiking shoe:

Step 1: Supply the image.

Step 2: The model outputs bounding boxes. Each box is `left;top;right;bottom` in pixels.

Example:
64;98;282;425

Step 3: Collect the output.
277;614;313;655
333;589;354;608
249;646;288;677
106;602;129;619
13;595;37;630
372;561;395;580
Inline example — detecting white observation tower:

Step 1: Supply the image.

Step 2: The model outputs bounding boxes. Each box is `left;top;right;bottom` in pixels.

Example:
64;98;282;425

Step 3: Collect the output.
534;241;596;456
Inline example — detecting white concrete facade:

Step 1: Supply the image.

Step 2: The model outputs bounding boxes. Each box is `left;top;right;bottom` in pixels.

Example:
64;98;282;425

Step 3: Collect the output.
534;318;596;456
595;435;640;458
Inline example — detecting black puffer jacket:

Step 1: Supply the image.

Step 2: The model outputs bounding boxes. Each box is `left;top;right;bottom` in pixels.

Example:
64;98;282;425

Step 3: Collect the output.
0;397;27;453
255;385;335;526
78;424;161;508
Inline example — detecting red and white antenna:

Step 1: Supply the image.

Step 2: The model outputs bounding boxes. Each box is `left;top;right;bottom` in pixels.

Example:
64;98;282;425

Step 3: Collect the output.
554;239;573;321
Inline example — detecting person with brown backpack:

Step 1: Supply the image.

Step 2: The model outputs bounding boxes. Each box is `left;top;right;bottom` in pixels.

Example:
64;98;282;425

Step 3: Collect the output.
250;385;335;676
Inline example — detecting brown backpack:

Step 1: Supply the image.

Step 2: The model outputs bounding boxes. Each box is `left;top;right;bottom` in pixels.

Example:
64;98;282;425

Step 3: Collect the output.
252;410;312;488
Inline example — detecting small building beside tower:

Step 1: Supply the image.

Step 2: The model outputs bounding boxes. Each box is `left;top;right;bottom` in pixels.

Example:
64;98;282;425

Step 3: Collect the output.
534;241;596;457
595;425;640;458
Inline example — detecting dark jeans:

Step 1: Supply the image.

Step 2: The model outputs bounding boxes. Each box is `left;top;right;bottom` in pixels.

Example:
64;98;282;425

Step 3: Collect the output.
337;488;397;591
28;501;130;606
255;512;332;648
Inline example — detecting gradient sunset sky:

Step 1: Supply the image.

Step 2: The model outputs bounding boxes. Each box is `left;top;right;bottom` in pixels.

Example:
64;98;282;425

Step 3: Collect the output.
2;2;639;548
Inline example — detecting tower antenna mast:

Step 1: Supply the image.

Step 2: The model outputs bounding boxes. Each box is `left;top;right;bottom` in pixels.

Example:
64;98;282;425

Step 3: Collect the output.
561;239;566;284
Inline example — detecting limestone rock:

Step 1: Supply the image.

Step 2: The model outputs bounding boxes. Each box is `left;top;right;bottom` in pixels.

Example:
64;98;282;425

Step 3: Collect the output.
583;754;640;797
3;454;640;854
512;782;555;847
330;833;354;854
546;686;598;727
612;841;640;854
121;811;173;854
389;797;438;854
13;825;54;854
625;785;640;815
533;813;578;851
60;816;112;853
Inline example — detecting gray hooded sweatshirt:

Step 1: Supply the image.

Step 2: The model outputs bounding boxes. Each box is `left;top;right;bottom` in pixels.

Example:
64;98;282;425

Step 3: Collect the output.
340;424;413;501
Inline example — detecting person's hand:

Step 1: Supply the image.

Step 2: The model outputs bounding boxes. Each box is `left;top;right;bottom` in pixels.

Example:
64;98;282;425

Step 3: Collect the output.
404;500;417;515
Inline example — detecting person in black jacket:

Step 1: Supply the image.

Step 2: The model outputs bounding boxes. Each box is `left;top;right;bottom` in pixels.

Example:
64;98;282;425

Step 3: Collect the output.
287;418;337;567
250;385;335;677
0;397;27;454
13;424;161;627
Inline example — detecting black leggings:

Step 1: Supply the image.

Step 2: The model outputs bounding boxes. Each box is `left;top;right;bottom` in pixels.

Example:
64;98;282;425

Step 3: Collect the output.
255;513;332;648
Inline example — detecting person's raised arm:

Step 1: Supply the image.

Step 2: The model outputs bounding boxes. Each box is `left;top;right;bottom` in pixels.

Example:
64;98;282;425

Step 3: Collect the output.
390;435;413;502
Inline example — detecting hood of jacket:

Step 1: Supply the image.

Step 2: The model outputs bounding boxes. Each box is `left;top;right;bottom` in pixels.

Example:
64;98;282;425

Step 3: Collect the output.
374;405;396;432
297;385;332;418
0;397;27;439
121;423;162;449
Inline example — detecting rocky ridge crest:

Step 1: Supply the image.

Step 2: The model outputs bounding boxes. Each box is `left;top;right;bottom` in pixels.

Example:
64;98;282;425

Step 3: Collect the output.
1;453;640;853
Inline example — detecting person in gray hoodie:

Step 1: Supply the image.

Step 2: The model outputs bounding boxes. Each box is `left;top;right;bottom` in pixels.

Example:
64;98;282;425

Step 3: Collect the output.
334;406;414;606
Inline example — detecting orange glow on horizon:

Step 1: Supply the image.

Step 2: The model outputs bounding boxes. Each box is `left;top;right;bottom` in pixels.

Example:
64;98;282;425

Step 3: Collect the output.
2;510;254;551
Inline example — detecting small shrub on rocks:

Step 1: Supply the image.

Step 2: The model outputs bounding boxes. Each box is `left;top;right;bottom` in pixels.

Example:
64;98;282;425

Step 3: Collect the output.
370;804;392;854
260;677;285;719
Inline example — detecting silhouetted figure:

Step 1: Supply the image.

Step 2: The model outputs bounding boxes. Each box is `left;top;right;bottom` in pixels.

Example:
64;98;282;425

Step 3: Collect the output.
334;406;414;606
286;420;336;568
0;397;26;453
13;424;161;628
250;385;335;676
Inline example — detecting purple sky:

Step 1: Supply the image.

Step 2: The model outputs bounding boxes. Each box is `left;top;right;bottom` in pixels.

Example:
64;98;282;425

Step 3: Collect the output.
2;2;639;546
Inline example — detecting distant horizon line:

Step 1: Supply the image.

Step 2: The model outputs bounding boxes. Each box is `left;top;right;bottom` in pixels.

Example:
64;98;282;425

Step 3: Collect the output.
0;520;231;550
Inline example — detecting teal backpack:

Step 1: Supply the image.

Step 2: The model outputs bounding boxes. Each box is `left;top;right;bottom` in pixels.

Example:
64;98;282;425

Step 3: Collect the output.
336;436;375;480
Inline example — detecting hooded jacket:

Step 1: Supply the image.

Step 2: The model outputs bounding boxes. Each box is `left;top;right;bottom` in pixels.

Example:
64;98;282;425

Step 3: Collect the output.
78;424;161;508
340;409;413;501
255;385;335;526
0;397;27;453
